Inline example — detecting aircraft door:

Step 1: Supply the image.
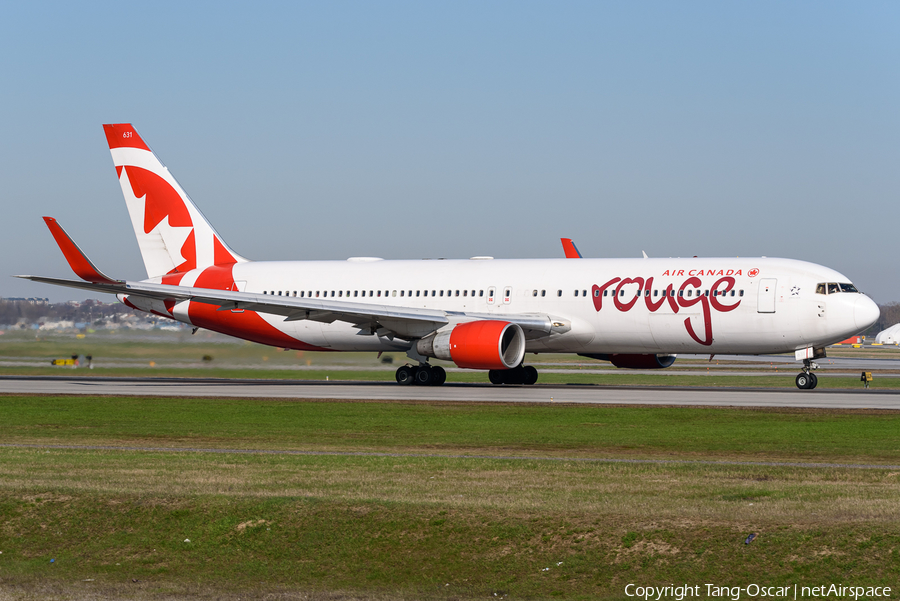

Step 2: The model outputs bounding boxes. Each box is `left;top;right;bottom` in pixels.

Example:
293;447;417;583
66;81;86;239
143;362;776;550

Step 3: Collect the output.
487;287;496;305
757;279;777;313
502;286;512;305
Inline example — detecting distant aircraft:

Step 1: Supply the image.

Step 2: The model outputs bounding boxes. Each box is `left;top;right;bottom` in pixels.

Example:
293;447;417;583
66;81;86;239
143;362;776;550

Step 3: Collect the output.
19;124;879;389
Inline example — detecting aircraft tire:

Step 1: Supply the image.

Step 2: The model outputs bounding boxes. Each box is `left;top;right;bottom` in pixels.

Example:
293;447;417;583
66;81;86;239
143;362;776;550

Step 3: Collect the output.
396;365;415;385
523;365;538;385
432;366;447;385
795;373;811;389
415;365;435;386
488;370;506;385
808;373;818;389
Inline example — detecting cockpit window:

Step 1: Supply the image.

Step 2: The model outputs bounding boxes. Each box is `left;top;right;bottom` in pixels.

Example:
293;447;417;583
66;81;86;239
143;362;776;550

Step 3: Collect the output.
817;282;860;295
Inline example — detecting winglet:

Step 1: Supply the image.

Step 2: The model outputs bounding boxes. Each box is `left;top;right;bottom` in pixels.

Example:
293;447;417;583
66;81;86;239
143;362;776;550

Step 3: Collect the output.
561;238;582;259
42;217;122;284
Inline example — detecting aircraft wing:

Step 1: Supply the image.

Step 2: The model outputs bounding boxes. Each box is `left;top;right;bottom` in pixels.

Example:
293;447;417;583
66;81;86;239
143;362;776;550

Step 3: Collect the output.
21;216;558;341
16;274;556;340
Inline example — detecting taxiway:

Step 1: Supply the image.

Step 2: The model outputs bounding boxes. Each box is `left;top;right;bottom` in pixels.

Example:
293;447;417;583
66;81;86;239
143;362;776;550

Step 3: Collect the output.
2;376;898;410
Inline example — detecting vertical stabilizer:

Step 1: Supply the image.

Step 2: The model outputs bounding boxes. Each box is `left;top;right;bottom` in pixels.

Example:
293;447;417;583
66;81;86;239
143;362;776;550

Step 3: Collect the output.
103;123;248;278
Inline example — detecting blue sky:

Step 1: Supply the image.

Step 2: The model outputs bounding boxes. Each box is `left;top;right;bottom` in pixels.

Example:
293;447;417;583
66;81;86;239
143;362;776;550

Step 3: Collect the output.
2;1;898;302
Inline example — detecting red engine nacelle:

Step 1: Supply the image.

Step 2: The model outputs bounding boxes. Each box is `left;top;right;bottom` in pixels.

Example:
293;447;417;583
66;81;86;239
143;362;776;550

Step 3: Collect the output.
416;321;526;370
579;353;677;369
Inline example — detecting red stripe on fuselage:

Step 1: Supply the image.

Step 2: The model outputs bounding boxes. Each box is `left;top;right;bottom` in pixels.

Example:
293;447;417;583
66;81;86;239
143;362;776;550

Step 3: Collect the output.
185;264;328;351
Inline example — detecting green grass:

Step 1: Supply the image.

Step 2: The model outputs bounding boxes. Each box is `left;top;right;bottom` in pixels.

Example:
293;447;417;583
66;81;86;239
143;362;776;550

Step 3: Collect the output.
3;329;899;388
2;394;900;598
1;486;897;600
2;395;900;463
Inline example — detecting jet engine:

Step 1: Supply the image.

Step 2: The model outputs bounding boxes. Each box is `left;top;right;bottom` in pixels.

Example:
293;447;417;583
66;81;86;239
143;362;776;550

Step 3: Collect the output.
416;321;526;370
579;353;677;369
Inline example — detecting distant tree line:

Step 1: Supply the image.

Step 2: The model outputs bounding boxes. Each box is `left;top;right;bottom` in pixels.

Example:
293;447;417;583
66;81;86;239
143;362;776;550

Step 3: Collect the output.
0;299;134;327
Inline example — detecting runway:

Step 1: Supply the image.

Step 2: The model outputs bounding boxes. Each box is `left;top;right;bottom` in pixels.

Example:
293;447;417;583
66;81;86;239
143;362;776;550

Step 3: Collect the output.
2;376;899;410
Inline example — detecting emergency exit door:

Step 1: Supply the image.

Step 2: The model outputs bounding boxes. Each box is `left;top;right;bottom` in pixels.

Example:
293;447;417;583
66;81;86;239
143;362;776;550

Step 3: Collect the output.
757;279;777;313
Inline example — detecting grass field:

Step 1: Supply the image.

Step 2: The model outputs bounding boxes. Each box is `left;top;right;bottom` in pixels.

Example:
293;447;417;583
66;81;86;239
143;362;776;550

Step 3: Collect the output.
1;395;899;600
1;329;899;388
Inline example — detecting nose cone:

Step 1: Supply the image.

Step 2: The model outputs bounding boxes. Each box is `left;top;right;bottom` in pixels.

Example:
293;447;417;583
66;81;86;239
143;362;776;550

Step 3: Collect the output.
854;295;880;331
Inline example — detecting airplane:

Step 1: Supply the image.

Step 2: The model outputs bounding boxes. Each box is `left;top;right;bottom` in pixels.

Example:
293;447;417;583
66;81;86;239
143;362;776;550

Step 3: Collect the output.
18;123;880;389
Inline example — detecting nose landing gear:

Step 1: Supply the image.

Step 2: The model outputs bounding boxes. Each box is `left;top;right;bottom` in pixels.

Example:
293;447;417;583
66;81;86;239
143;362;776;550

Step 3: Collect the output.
795;359;819;390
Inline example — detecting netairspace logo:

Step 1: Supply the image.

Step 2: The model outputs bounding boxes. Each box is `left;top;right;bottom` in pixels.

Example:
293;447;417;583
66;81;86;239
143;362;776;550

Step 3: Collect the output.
624;584;892;601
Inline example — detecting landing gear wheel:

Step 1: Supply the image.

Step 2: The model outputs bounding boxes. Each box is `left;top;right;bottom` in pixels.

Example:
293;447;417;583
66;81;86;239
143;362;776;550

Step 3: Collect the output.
795;373;811;389
808;373;818;389
396;365;415;385
523;365;538;385
432;366;446;386
489;370;505;385
415;365;435;386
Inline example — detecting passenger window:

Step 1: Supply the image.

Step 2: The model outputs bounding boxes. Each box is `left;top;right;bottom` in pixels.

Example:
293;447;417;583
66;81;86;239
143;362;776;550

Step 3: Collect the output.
582;290;587;297
331;291;335;297
739;290;744;296
377;291;381;297
678;290;683;297
471;290;475;296
480;290;484;297
400;291;404;297
392;290;397;297
455;290;459;296
533;290;538;297
687;290;692;297
315;291;320;297
603;290;607;297
463;290;468;297
730;290;735;297
354;291;358;297
574;290;579;297
620;290;625;297
431;290;436;296
557;290;562;297
541;290;546;297
440;290;444;297
338;291;343;297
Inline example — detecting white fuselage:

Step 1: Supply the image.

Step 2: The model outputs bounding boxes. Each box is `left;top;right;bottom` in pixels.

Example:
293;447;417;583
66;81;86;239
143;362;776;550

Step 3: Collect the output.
128;256;878;357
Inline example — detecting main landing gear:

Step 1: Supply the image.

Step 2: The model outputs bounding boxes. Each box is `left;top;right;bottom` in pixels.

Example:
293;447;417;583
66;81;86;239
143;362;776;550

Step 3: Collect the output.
395;364;447;386
795;359;819;390
489;365;538;386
